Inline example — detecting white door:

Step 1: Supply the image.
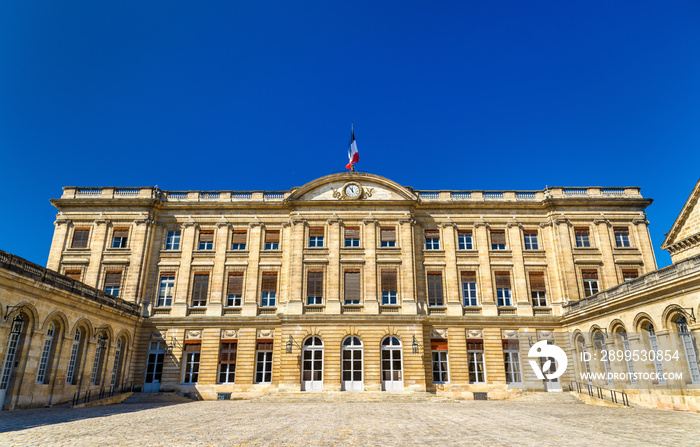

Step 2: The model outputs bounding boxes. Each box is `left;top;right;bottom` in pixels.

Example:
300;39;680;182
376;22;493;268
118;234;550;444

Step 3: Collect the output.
144;341;165;393
381;337;403;391
342;337;363;391
302;337;323;392
542;356;561;392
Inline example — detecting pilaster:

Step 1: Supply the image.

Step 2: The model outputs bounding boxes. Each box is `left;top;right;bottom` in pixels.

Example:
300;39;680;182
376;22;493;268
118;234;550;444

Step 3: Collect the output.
474;221;496;316
362;216;378;314
594;218;618;289
326;216;342;314
242;221;264;316
440;221;461;315
172;219;197;317
84;216;110;288
47;216;70;270
398;217;417;314
207;220;230;316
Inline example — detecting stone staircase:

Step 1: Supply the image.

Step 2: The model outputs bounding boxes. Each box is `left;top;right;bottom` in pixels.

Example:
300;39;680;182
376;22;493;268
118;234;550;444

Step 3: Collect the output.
250;391;459;403
506;391;581;403
122;392;196;405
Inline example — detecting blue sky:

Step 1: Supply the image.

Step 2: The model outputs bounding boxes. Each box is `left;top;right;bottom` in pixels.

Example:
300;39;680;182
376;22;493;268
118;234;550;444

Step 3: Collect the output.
1;1;699;268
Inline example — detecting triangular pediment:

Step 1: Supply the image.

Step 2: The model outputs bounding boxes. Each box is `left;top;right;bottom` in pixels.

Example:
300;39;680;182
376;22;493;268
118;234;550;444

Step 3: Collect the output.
285;173;418;203
662;178;700;250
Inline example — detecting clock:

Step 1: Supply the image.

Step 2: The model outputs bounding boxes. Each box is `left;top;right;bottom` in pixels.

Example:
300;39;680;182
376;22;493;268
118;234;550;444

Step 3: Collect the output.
343;183;362;199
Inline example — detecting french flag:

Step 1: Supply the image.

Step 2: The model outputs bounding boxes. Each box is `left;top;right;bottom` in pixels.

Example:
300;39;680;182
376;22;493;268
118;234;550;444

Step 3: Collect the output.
346;128;359;170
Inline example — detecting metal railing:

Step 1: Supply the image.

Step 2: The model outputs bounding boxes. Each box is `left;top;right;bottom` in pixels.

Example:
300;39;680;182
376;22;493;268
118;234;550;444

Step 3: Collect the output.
568;381;629;406
72;382;135;406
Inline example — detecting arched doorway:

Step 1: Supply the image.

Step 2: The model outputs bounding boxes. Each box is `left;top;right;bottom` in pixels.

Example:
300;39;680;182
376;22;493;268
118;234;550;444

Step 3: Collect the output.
342;336;363;391
381;336;403;391
302;337;323;391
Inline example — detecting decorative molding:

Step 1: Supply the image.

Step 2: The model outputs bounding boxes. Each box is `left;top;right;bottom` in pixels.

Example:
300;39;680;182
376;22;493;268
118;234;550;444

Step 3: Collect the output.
438;221;457;229
289;216;306;226
257;328;274;338
249;220;265;228
94;217;111;226
466;329;483;339
185;329;202;340
397;217;416;225
473;220;489;229
632;217;650;226
220;329;238;339
430;328;448;339
326;215;343;225
506;220;522;229
552;217;570;226
362;216;379;225
537;330;555;341
181;220;199;229
501;329;519;340
593;218;611;226
150;330;166;340
539;220;554;228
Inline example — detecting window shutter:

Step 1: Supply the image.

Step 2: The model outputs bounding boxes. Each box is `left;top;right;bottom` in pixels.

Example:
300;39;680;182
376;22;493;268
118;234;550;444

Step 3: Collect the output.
231;231;247;244
461;271;476;283
261;272;277;293
265;231;279;243
192;274;210;300
622;269;638;279
502;340;519;350
381;270;397;292
344;271;360;302
65;270;82;281
72;228;90;248
257;341;273;351
307;270;323;297
220;342;237;364
427;273;443;300
380;228;396;242
344;227;360;239
523;230;538;235
199;231;214;242
431;340;448;351
491;231;506;245
113;228;129;238
184;343;201;352
529;272;546;292
227;273;243;295
467;340;484;351
309;227;324;237
425;229;440;239
614;227;628;235
494;272;511;289
574;227;589;235
458;230;472;236
104;271;122;287
582;270;598;280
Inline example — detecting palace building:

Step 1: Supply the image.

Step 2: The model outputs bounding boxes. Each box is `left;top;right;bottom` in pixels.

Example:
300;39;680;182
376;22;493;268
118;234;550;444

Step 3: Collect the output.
1;173;699;410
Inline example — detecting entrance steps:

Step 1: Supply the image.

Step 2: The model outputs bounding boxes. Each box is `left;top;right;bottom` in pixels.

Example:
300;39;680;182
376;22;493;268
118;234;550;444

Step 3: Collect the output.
507;391;582;403
122;392;196;405
250;392;459;403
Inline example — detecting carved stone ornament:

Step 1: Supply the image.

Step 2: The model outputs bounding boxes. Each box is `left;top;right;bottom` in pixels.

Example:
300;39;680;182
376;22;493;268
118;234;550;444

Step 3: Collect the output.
257;329;274;338
537;330;555;341
501;329;519;340
150;330;167;340
185;330;203;340
430;328;448;339
221;329;238;340
466;329;483;339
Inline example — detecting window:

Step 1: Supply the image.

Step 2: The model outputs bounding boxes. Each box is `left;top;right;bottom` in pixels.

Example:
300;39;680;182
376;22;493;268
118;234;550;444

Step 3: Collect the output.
65;269;82;281
490;230;506;250
495;272;512;307
458;230;473;250
461;271;478;306
218;342;237;384
427;272;444;306
261;272;277;307
71;228;90;248
467;340;485;383
36;322;56;384
111;228;128;248
265;230;279;250
619;330;637;385
523;231;539;250
676;316;700;384
255;341;273;383
104;271;122;297
165;230;181;250
231;230;247;250
111;339;123;387
344;227;360;247
90;339;105;385
226;272;243;307
622;269;638;282
191;273;209;307
431;340;449;383
381;269;398;305
157;275;175;307
344;270;360;305
646;324;666;384
380;228;396;247
529;272;547;307
66;329;83;385
198;230;214;250
614;227;631;248
582;270;599;297
183;343;201;384
503;340;522;384
306;270;323;305
575;228;590;248
308;227;324;247
425;230;440;250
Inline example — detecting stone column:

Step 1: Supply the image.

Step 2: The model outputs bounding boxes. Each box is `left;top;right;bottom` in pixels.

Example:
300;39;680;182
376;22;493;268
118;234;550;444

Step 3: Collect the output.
540;221;564;313
594;218;618;289
483;328;506;386
242;221;264;316
507;221;529;311
398;216;417;314
362;216;379;314
123;216;152;303
278;221;292;307
474;221;495;316
633;216;657;273
552;218;578;302
440;221;461;316
172;220;197;317
207;219;230;316
84;216;110;288
326;216;342;314
47;216;70;270
285;216;306;315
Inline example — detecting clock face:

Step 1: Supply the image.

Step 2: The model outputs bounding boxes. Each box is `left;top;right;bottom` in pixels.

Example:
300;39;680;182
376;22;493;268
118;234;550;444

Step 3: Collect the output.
345;184;361;198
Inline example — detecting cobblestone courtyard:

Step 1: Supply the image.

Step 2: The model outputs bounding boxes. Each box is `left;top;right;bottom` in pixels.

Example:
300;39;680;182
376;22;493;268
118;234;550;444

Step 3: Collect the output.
0;394;698;447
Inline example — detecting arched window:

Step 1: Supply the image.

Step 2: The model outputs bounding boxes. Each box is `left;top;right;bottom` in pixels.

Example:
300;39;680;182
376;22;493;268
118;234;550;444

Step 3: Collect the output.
381;337;403;391
645;323;666;384
111;338;124;388
36;322;57;384
1;314;25;392
342;337;363;391
593;331;612;386
675;316;700;384
618;330;637;384
66;328;84;385
91;333;109;385
577;336;592;385
302;337;323;391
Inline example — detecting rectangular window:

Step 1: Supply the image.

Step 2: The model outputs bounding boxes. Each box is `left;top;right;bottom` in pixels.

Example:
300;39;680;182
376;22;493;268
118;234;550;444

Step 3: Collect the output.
71;228;90;248
344;227;360;247
308;227;324;247
65;269;82;281
344;270;361;305
226;272;243;307
191;273;209;307
104;270;122;297
165;230;181;250
491;230;506;250
529;272;547;307
622;269;638;282
198;230;214;250
111;228;129;249
183;343;201;384
575;228;590;248
582;270;599;297
427;272;444;306
157;275;175;307
218;342;237;383
457;230;473;250
306;270;323;305
467;340;485;383
231;230;247;250
255;341;273;383
495;272;512;307
461;271;478;306
261;272;277;307
381;269;398;305
614;227;631;247
503;340;522;384
264;230;279;250
380;228;396;247
425;229;440;250
523;231;539;250
431;340;449;383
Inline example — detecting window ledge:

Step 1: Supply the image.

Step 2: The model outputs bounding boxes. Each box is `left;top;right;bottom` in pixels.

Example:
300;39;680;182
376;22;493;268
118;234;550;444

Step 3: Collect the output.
64;248;91;253
104;248;131;254
226;250;249;255
159;250;182;256
456;249;478;253
193;250;215;255
378;246;401;251
523;250;546;254
423;249;445;255
489;250;512;255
